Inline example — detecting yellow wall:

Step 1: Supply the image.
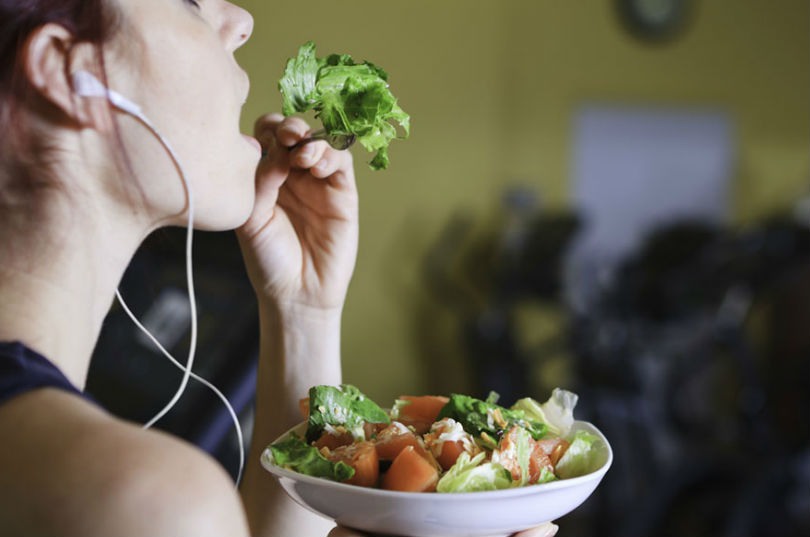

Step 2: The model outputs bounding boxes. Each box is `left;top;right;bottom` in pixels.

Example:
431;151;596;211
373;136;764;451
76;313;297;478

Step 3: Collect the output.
236;0;810;402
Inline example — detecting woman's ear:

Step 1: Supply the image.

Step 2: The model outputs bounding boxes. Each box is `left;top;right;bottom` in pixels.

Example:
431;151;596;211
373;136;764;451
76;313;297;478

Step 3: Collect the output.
23;23;114;131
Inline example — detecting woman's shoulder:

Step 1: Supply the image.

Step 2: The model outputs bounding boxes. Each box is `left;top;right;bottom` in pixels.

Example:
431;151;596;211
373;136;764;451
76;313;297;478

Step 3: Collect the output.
0;389;251;537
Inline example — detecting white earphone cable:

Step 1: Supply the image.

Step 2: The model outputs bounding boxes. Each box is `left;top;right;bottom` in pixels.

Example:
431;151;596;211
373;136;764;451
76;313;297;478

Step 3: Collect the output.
112;103;245;486
114;289;245;486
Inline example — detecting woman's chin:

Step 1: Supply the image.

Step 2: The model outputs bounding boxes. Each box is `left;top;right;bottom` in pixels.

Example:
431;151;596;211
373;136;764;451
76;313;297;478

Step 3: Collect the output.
192;190;255;232
198;208;253;233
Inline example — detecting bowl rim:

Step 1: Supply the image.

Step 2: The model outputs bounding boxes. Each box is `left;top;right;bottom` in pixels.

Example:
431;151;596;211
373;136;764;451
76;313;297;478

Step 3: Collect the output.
261;418;613;500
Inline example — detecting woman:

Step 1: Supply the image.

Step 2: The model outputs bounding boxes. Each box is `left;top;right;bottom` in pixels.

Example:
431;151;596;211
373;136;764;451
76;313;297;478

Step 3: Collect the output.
0;1;557;536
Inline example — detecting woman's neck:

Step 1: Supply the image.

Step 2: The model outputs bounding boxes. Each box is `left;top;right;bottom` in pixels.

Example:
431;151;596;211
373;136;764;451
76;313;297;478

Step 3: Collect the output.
0;186;151;389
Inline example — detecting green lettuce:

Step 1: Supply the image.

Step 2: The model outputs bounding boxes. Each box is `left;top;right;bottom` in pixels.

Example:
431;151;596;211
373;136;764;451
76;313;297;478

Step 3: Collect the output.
278;41;410;170
278;41;319;117
511;388;579;437
490;425;533;486
437;393;547;441
269;435;354;482
555;430;601;479
510;426;533;486
306;384;390;442
436;452;513;493
536;466;557;484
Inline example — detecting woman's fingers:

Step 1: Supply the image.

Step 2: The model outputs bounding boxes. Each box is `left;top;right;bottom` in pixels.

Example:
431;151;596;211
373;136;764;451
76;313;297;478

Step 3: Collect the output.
326;522;558;537
513;522;559;537
254;113;348;176
310;145;349;179
275;116;313;147
292;140;330;171
253;112;284;150
253;113;313;156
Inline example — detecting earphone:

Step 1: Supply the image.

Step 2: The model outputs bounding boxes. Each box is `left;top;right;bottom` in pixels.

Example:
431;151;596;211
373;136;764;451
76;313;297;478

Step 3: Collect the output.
72;70;245;485
72;70;144;118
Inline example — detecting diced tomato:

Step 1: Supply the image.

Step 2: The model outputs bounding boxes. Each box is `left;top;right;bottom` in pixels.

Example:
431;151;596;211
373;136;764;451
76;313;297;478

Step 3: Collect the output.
405;421;432;435
375;422;422;460
374;422;440;470
423;418;480;471
494;426;560;484
364;421;388;439
312;430;354;451
528;443;555;483
535;437;571;467
434;440;466;471
381;445;440;492
326;441;379;488
395;395;449;434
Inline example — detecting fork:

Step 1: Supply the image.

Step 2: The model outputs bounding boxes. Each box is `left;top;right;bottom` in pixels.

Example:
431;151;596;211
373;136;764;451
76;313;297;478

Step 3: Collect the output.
293;129;356;151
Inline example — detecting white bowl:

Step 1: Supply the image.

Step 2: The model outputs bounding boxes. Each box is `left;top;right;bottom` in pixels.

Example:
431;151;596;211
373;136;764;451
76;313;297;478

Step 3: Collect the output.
261;420;612;537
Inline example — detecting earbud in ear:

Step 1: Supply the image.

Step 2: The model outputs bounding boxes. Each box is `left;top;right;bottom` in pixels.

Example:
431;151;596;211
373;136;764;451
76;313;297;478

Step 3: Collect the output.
72;70;107;98
72;70;143;117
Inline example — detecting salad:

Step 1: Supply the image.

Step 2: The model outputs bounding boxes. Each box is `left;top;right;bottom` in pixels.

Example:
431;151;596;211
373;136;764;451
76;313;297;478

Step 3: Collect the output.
278;42;410;171
268;385;603;493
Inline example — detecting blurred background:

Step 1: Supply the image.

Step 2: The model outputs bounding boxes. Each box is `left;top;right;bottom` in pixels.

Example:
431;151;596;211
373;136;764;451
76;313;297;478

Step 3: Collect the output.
87;1;810;536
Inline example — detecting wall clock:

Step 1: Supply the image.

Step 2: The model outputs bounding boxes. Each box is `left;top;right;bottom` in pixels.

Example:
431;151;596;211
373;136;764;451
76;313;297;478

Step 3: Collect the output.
616;0;693;43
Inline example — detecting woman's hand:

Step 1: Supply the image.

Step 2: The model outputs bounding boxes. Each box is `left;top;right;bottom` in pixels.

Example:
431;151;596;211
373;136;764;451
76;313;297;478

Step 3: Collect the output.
236;113;359;312
236;116;355;537
326;523;559;537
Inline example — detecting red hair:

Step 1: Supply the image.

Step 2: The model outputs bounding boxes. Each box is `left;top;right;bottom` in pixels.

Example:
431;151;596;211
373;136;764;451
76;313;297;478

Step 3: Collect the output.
1;0;120;146
0;0;123;196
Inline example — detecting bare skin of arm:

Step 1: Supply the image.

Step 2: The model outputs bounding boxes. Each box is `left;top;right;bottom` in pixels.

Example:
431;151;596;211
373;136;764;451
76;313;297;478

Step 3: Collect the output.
236;115;357;537
233;116;560;537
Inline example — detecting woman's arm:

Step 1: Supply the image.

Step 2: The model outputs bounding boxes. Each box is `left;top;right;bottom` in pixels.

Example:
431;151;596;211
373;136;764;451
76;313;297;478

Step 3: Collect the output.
239;302;342;537
236;114;359;537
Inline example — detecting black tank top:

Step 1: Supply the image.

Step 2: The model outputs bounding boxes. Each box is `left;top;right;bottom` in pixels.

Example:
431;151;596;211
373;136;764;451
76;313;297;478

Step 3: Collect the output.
0;341;90;405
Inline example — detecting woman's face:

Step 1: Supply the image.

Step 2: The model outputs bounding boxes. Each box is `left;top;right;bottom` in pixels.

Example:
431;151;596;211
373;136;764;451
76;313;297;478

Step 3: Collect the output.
106;0;260;231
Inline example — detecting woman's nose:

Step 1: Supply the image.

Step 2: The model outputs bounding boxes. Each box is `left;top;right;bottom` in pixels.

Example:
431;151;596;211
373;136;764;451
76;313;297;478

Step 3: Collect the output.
221;2;254;52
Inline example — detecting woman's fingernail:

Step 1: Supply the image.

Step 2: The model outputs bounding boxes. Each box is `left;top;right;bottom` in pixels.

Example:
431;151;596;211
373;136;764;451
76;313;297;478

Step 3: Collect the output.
314;158;329;172
519;522;559;537
537;522;559;537
298;147;315;161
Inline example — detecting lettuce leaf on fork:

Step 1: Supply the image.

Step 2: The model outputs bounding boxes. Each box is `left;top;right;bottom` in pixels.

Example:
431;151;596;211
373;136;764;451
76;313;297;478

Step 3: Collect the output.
278;41;410;170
